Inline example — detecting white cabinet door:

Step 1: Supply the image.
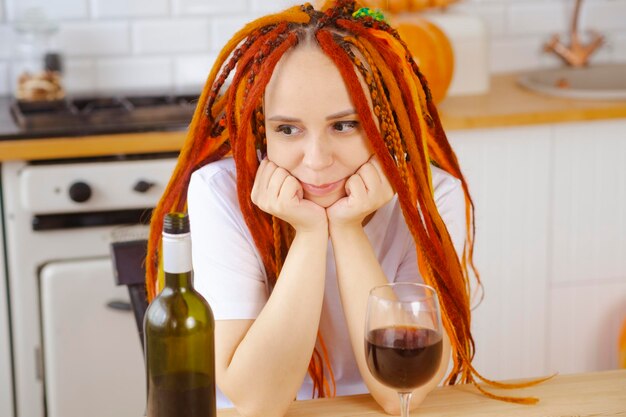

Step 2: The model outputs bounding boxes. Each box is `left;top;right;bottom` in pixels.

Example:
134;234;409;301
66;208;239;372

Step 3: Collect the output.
40;258;145;417
448;125;552;380
550;119;626;285
548;119;626;374
549;281;626;374
0;212;14;417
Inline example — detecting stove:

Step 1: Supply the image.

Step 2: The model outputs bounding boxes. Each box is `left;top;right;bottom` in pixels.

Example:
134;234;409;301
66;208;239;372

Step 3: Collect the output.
10;93;198;134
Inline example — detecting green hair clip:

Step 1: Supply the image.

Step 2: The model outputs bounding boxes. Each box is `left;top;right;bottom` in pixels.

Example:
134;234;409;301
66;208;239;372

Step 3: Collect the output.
352;7;386;23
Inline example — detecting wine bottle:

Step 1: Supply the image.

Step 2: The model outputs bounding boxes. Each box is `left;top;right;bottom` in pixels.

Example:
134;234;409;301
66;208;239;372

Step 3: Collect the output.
144;212;216;417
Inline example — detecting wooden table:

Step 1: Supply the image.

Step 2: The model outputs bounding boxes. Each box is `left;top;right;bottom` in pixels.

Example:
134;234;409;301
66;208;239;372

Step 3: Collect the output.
218;370;626;416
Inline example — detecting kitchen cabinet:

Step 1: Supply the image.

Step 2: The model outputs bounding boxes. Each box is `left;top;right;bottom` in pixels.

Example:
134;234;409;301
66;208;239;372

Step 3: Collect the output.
40;258;144;417
448;125;552;379
548;120;626;374
0;207;14;417
447;118;626;380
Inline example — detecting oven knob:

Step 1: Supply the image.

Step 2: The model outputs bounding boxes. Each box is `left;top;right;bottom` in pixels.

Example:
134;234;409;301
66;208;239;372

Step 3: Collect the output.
133;180;155;193
69;181;92;203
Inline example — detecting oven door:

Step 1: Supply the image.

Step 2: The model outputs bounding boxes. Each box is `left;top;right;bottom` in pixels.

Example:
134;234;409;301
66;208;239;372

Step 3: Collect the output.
40;257;145;417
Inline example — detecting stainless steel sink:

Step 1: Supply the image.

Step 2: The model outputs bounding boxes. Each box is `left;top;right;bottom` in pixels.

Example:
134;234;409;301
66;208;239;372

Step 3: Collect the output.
517;64;626;100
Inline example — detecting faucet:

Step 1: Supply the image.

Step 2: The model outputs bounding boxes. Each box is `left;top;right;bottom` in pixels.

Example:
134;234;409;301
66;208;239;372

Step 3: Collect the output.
543;0;604;67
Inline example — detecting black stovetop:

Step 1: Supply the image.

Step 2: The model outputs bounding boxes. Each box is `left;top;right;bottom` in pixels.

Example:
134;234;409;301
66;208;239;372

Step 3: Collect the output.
2;92;199;140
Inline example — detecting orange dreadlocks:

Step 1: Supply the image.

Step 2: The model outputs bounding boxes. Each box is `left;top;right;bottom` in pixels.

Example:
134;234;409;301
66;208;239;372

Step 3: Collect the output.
146;0;549;404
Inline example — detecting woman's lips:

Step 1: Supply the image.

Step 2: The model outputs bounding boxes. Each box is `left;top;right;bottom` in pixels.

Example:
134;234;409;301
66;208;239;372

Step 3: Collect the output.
300;179;344;197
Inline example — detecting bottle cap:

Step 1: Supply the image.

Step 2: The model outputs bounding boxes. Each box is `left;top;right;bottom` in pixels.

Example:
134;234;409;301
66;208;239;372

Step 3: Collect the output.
163;212;190;234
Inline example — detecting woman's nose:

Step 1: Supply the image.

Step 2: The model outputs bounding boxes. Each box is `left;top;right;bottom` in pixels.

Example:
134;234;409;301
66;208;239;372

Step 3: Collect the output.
303;137;333;171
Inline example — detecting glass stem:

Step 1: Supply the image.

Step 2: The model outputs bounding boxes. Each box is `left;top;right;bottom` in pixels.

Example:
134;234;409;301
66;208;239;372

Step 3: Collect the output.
399;392;413;417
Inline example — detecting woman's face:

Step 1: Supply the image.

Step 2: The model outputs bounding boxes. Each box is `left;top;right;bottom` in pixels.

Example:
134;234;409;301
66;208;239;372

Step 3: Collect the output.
264;45;374;208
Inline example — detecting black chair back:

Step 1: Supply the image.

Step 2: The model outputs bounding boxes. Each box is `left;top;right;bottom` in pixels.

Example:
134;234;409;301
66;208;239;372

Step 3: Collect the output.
110;239;149;350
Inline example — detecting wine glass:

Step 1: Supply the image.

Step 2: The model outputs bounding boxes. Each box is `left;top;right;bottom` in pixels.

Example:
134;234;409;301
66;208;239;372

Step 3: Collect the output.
365;282;444;417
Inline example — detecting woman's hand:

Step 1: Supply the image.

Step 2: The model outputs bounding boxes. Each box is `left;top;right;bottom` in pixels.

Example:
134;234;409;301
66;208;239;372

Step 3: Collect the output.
327;156;394;229
251;158;328;233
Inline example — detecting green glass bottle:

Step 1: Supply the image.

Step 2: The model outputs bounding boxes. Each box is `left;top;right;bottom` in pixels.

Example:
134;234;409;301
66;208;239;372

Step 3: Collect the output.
144;212;216;417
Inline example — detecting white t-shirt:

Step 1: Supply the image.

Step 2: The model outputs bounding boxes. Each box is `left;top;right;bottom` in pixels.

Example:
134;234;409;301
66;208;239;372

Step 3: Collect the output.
187;157;466;409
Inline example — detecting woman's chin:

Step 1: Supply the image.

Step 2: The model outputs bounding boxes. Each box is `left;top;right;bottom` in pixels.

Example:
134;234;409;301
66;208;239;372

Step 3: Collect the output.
305;191;345;208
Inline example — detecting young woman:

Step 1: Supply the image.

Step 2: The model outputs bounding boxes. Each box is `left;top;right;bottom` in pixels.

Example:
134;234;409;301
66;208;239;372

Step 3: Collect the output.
146;1;542;415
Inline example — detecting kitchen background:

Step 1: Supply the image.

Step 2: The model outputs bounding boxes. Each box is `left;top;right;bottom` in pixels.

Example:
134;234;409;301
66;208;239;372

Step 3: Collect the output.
0;0;625;96
0;2;625;417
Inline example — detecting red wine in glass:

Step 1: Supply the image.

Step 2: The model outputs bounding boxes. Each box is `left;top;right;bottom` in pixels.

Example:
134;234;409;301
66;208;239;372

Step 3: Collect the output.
365;283;444;417
366;326;443;391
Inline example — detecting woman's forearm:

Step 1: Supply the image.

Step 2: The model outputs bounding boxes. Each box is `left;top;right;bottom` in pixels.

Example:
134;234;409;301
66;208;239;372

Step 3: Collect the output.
329;224;451;415
220;229;328;417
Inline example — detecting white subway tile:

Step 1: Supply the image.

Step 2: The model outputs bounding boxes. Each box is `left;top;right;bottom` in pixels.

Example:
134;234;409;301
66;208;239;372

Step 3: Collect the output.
92;0;169;18
172;0;247;16
580;0;626;32
449;2;507;36
507;2;567;35
63;58;96;93
611;32;626;62
0;62;9;95
5;0;88;20
9;60;28;93
96;56;172;91
249;0;301;13
174;53;216;89
489;35;546;73
210;16;251;52
57;22;130;56
133;19;211;54
0;25;12;59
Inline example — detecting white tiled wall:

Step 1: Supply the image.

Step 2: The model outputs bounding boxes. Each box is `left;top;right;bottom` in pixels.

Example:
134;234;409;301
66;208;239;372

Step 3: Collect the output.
0;0;625;94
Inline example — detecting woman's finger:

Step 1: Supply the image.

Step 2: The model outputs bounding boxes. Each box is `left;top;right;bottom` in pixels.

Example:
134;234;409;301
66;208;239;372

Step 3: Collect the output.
280;175;303;202
345;174;367;201
267;167;290;199
357;161;381;191
369;155;394;195
251;158;269;202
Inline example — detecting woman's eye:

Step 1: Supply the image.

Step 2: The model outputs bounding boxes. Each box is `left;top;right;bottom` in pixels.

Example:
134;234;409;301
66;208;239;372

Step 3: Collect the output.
332;120;359;133
275;125;301;136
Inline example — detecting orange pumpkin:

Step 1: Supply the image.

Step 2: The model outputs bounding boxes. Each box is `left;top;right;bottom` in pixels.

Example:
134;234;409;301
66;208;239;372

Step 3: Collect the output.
396;20;454;103
386;0;411;13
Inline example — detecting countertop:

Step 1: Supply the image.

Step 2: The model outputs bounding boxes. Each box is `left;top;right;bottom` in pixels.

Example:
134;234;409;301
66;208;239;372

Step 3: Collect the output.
217;369;626;416
2;73;626;162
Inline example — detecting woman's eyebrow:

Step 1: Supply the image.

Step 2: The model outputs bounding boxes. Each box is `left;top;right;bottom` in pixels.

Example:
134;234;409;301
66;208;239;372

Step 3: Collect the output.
267;115;301;122
326;109;357;120
266;109;357;122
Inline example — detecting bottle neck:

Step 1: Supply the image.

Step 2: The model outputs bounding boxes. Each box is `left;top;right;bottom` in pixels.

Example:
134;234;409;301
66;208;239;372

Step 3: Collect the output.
162;231;193;290
164;271;193;289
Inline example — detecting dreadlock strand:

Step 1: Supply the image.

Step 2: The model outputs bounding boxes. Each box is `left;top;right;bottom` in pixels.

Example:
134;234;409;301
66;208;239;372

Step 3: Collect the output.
340;38;407;184
235;33;299;286
317;30;447;282
205;5;310;104
347;35;422;201
338;20;434;190
366;18;483;309
317;34;463;348
335;18;481;390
